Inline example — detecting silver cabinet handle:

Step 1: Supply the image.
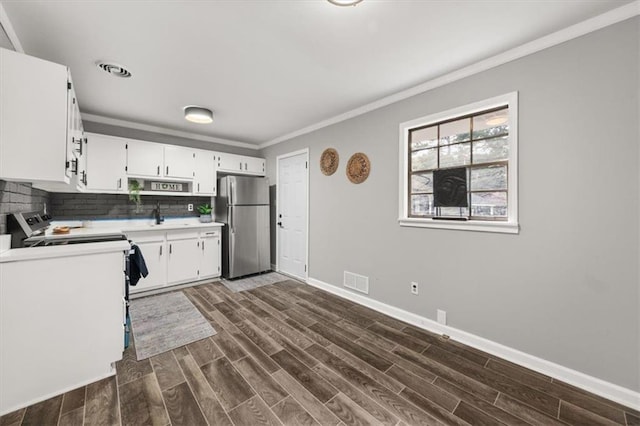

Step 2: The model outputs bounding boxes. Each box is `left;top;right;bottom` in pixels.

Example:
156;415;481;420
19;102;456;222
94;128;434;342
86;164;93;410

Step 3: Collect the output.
117;178;122;189
239;161;242;170
166;166;169;175
169;243;172;254
245;162;248;170
159;245;162;255
197;183;200;192
157;165;160;175
202;241;205;251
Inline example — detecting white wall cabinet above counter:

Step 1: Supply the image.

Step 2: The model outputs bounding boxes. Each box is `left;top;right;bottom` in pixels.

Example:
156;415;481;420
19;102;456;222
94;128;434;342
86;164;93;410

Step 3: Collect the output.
217;152;265;175
0;48;84;186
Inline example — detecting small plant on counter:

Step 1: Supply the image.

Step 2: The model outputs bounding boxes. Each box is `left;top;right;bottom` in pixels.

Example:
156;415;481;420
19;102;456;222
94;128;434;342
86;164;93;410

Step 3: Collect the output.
198;203;213;223
128;180;143;213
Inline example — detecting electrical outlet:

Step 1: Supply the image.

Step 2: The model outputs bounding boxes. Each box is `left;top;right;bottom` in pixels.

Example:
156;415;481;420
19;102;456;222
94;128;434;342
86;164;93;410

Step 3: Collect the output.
187;204;194;211
410;282;418;295
437;309;447;325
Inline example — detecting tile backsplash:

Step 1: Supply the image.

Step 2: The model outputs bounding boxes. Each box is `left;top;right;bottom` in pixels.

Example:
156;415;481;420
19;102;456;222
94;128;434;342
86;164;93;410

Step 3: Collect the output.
0;180;50;234
49;193;212;221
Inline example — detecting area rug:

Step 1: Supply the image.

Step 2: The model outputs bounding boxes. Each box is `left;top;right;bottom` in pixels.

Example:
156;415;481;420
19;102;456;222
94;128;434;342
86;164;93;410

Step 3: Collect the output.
129;291;216;360
221;272;290;293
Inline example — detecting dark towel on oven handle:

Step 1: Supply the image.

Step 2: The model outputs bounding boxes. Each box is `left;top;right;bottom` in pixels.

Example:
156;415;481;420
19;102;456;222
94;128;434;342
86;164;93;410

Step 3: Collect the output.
129;244;149;286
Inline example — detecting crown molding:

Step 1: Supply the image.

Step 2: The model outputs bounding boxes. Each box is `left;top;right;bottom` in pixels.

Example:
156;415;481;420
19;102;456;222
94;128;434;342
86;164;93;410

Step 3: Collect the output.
259;0;640;149
81;113;259;150
0;2;24;53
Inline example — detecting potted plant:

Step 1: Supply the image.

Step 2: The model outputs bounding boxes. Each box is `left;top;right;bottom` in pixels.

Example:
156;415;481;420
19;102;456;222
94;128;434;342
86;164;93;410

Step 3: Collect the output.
128;179;143;213
197;203;213;223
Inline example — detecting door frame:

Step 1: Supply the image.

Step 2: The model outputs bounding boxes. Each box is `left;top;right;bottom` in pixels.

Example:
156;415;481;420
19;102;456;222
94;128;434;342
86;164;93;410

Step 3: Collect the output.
275;148;310;282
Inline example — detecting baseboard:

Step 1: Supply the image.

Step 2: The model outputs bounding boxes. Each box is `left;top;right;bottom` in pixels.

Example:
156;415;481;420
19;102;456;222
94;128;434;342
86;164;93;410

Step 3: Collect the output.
306;277;640;411
0;369;115;416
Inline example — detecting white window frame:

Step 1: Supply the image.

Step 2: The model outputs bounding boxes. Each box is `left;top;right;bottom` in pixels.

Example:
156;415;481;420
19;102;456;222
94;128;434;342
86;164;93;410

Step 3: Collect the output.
398;92;519;234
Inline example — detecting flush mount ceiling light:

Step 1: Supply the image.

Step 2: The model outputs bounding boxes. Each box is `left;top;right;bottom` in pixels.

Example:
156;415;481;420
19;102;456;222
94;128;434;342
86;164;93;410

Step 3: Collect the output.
327;0;363;6
95;61;132;78
184;106;213;124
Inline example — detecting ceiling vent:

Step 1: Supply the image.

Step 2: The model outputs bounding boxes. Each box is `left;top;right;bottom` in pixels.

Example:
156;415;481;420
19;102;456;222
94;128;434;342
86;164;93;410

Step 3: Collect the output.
95;61;132;78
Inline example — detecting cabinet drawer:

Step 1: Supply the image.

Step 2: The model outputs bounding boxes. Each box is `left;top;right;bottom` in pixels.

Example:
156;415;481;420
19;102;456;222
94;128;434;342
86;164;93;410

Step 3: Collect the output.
166;230;200;241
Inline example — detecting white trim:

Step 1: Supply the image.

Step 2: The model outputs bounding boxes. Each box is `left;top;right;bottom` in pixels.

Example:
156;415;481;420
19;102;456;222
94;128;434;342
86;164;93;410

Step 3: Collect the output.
0;2;24;53
398;92;519;233
81;113;258;150
306;277;640;411
259;1;639;149
275;148;310;281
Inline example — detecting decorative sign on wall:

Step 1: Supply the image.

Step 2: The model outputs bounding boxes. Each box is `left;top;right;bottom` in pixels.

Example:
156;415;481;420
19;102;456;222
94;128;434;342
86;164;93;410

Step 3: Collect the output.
320;148;339;176
346;152;370;184
151;182;184;192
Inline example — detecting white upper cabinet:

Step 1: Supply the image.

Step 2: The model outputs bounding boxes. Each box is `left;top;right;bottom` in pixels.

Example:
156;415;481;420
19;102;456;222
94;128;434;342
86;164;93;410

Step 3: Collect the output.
126;139;165;178
0;48;75;184
194;150;217;195
217;152;265;176
85;133;127;192
164;145;195;180
127;140;195;180
244;156;266;175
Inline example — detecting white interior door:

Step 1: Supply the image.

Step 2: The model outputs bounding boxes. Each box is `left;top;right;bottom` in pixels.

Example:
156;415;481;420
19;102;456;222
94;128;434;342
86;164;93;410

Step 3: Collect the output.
277;150;308;280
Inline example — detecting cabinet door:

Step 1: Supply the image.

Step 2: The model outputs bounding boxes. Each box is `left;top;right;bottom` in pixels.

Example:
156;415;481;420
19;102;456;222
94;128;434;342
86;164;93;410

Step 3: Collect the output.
127;139;164;178
0;48;69;183
164;145;195;179
243;156;266;176
85;133;127;192
167;238;200;284
130;240;167;293
217;152;243;173
199;233;220;279
194;150;216;195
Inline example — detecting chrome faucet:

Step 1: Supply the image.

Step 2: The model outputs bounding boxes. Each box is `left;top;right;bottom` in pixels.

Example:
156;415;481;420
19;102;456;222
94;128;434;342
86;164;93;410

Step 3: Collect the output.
153;201;164;225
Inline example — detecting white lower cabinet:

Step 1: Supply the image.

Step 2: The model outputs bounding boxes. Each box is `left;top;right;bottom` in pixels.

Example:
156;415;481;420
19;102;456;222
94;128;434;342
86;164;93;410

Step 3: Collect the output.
200;230;221;278
128;226;221;294
167;233;200;285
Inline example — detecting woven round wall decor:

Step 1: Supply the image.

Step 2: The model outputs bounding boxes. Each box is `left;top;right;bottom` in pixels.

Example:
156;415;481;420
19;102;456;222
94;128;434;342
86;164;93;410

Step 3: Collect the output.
320;148;339;176
346;152;370;184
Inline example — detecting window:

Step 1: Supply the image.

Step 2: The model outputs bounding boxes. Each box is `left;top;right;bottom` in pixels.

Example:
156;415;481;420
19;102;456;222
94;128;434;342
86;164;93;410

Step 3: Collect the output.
399;92;518;233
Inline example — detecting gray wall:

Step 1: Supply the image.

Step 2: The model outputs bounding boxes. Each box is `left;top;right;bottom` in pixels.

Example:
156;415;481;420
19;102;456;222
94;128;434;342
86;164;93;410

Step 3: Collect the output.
49;193;209;221
0;181;49;234
83;121;259;157
261;18;640;391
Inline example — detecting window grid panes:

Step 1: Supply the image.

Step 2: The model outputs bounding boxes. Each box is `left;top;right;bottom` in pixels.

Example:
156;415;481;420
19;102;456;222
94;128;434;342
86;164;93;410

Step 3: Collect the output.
408;106;509;220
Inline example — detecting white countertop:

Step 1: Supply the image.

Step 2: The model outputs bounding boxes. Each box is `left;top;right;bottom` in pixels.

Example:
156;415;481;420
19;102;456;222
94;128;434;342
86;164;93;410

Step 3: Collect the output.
0;240;131;263
0;218;223;262
52;218;224;233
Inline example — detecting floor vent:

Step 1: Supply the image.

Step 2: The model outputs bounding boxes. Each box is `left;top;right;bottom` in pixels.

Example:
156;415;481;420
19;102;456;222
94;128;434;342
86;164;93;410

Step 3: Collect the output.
344;271;369;294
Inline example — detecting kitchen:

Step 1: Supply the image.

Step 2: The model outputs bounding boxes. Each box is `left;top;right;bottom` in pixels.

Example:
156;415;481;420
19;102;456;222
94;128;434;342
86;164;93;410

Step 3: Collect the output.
0;1;639;425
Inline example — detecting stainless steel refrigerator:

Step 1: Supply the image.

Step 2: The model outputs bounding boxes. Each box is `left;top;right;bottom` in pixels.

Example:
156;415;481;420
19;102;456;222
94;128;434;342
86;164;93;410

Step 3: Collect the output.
215;176;270;279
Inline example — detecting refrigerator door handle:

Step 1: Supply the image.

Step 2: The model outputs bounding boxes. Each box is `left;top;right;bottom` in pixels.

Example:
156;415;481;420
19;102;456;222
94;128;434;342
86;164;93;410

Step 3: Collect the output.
229;179;234;206
228;206;234;233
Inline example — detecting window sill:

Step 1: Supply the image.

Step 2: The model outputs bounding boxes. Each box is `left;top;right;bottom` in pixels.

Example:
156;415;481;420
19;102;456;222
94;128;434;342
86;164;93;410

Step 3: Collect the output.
398;218;519;234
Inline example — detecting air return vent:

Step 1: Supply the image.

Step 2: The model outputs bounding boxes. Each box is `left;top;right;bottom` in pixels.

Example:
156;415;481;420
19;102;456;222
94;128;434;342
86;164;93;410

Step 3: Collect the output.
95;61;132;78
344;271;369;294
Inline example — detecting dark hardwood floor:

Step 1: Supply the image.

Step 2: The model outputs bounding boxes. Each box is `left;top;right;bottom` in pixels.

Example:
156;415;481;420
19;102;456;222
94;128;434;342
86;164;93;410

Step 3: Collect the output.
2;279;638;426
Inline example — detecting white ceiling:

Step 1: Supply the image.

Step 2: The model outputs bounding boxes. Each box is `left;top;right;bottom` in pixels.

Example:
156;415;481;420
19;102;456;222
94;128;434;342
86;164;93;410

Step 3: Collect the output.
1;0;634;147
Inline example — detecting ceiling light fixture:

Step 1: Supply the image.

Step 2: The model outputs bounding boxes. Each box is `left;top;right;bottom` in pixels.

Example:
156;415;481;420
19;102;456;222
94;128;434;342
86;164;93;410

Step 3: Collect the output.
327;0;363;6
184;106;213;124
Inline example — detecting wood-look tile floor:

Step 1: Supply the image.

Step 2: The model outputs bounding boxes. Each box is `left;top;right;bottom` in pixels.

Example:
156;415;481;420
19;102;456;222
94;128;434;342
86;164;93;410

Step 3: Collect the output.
2;279;638;426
